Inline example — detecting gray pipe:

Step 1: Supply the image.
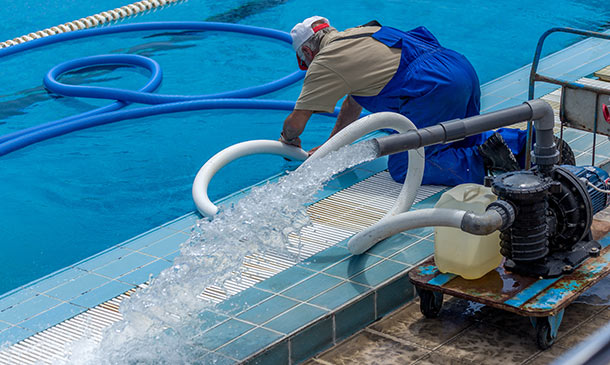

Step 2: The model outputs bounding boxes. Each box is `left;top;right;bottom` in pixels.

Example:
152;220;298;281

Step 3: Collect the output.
348;201;515;254
526;99;559;174
373;100;557;171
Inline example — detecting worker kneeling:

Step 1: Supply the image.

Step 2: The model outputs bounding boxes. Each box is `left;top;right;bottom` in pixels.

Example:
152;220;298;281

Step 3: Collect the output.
279;16;573;185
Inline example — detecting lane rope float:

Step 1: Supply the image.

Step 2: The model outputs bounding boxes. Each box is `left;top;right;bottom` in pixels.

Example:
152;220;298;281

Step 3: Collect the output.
0;0;186;48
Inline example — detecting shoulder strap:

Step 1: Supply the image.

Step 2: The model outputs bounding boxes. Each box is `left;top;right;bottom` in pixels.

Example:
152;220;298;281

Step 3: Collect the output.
329;20;382;43
359;20;381;27
329;32;375;43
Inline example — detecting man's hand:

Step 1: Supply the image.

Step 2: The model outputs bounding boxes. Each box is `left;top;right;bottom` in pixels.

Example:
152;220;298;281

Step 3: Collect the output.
280;109;313;149
279;133;302;148
279;134;302;161
308;145;321;156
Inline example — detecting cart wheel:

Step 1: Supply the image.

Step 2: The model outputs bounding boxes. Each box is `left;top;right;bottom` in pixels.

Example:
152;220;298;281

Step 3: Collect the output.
418;289;443;318
535;317;556;350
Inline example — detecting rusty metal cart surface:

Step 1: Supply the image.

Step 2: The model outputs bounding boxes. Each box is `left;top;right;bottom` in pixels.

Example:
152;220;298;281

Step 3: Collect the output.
409;236;610;349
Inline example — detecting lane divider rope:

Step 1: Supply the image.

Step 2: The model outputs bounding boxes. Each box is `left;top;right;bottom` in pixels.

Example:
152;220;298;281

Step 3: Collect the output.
0;0;185;48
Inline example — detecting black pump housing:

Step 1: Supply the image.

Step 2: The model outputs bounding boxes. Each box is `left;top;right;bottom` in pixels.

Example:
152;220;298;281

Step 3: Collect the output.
489;166;603;278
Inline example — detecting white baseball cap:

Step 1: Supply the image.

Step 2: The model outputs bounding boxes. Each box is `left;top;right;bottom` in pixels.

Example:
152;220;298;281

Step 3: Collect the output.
290;16;330;52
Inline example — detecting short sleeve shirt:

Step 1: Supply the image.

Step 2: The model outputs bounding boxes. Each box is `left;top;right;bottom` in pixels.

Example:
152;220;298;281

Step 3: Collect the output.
294;26;401;113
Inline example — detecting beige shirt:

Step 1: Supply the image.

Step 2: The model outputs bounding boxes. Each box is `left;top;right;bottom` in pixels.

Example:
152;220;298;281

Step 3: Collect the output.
294;26;401;113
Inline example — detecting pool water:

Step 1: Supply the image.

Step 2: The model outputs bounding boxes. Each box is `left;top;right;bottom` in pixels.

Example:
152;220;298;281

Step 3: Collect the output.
1;0;609;295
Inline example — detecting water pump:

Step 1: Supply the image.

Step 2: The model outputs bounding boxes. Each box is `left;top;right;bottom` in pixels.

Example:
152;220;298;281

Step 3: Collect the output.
487;165;609;277
369;99;609;277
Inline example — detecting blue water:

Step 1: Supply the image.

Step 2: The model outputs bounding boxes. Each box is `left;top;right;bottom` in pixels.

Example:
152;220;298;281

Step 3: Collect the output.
0;0;609;296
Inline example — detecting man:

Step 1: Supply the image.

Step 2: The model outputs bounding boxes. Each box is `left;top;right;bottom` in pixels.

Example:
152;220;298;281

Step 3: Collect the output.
279;16;569;185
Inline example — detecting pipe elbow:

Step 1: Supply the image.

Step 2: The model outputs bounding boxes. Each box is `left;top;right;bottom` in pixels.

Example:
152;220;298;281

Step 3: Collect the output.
460;200;515;235
525;99;554;131
460;210;502;235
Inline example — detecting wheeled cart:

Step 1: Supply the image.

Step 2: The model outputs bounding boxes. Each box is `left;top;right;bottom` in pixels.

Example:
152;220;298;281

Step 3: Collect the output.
409;241;610;349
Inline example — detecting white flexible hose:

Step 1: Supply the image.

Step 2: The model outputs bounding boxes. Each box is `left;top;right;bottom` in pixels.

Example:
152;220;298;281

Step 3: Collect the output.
303;112;427;254
305;112;425;217
0;0;184;48
192;112;424;228
192;140;308;217
348;208;467;254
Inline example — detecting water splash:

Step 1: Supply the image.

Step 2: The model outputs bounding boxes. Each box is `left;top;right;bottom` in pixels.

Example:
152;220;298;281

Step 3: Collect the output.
60;141;378;364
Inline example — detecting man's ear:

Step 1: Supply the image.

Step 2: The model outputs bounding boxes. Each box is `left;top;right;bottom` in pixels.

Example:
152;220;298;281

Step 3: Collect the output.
302;45;314;61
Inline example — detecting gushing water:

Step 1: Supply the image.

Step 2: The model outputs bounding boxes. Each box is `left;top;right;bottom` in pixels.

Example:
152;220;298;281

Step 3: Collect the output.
58;141;378;364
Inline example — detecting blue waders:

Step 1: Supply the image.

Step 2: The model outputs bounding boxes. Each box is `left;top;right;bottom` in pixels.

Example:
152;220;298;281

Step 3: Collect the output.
351;26;527;186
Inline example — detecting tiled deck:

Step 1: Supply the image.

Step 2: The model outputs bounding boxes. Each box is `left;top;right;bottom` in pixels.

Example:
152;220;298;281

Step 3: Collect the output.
305;297;610;365
1;30;610;364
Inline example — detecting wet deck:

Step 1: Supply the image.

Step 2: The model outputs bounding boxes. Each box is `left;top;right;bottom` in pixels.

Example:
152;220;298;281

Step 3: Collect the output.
304;297;609;365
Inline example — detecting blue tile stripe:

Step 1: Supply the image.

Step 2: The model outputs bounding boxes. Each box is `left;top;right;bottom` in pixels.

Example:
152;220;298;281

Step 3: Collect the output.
237;295;300;324
216;327;283;361
600;235;610;248
428;273;457;287
0;326;35;345
524;252;610;311
0;294;64;324
281;273;343;302
0;320;10;332
502;250;609;310
18;303;86;333
264;303;328;334
503;278;558;308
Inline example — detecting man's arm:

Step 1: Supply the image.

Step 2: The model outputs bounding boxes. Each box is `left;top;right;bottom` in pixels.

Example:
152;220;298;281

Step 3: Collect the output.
329;95;362;138
280;109;314;147
307;95;363;155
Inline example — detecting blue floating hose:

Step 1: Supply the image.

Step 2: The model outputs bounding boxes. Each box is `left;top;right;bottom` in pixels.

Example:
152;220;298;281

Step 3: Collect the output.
43;54;164;103
42;54;304;104
0;99;335;156
0;21;319;156
0;54;163;144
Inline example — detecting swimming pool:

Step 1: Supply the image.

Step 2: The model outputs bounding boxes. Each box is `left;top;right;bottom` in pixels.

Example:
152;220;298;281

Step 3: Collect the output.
1;0;609;296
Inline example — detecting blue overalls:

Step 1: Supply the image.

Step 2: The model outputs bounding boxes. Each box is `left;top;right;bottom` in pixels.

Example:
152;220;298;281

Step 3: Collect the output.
351;26;527;186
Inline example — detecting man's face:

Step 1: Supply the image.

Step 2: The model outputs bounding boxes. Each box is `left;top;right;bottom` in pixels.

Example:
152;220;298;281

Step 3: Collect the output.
296;45;315;70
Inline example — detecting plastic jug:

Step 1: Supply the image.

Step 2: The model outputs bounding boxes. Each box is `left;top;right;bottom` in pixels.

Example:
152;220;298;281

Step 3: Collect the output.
434;183;502;280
